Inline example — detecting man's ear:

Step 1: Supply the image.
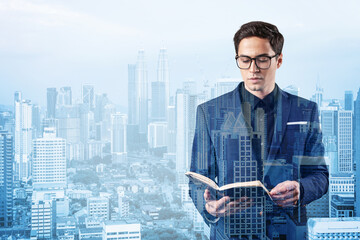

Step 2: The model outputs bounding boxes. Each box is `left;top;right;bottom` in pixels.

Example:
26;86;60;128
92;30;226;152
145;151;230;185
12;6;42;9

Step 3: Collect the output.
277;53;283;69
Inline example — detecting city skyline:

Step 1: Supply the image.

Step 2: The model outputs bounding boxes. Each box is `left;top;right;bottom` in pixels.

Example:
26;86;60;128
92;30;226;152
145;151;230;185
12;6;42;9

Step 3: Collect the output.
1;1;360;239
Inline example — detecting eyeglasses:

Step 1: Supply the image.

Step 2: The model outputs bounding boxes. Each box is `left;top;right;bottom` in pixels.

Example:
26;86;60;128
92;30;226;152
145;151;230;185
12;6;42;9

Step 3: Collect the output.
235;54;278;70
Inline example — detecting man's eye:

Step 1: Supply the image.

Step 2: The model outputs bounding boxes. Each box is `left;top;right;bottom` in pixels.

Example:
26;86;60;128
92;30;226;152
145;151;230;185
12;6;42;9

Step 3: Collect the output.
239;58;250;63
257;57;269;62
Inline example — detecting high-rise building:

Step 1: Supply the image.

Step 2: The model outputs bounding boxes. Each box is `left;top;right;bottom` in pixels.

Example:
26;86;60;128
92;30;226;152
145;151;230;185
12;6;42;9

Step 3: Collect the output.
308;218;360;240
176;81;201;181
117;187;129;219
31;200;56;239
82;84;95;110
87;197;110;220
32;127;66;189
175;90;190;181
151;81;166;121
321;108;337;138
321;106;339;174
354;88;360;216
111;113;127;156
0;131;13;227
167;105;176;154
337;110;353;172
212;110;265;239
345;90;353;111
136;50;148;135
47;87;57;118
94;93;109;123
147;122;167;149
157;48;170;108
32;104;41;138
14;91;32;181
128;64;137;125
311;84;323;107
58;86;72;106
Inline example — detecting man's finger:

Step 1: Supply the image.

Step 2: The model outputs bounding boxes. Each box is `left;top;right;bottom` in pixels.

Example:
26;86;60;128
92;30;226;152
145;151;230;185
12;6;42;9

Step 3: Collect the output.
204;189;211;201
271;189;297;200
270;181;298;195
214;196;230;211
277;197;298;207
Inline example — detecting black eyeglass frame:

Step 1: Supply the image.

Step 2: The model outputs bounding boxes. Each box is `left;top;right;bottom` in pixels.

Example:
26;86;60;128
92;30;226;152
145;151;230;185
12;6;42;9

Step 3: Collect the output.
235;53;279;70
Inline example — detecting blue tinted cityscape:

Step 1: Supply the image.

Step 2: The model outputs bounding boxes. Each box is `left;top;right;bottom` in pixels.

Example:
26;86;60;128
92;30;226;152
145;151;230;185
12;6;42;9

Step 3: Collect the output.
0;47;360;239
1;1;360;239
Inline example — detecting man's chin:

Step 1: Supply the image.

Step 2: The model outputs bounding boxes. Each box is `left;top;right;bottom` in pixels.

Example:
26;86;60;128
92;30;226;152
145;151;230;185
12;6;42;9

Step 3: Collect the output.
248;85;263;92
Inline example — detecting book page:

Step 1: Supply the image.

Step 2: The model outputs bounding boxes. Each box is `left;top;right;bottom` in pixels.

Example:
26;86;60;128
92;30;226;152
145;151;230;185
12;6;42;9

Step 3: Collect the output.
219;180;271;199
185;172;220;191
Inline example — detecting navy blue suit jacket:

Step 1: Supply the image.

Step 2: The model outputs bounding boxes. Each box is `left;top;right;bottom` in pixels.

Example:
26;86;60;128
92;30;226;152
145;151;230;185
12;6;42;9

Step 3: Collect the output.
189;83;329;239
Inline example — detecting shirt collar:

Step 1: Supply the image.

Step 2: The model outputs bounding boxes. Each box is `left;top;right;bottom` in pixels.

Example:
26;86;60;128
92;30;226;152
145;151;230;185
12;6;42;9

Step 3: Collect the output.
239;82;278;110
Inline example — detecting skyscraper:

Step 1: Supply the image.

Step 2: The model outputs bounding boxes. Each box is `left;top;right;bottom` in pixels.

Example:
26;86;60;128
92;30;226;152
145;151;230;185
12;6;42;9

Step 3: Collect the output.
128;64;137;125
175;86;199;184
94;93;109;123
0;131;13;227
151;81;166;121
321;107;338;174
345;90;353;111
47;87;57;118
111;113;127;164
147;122;167;149
111;113;127;154
311;84;323;108
157;48;170;109
354;88;360;216
58;86;72;106
175;90;190;178
82;84;95;110
14;91;32;181
32;128;66;189
136;50;148;135
32;104;41;138
167;105;176;154
337;110;353;172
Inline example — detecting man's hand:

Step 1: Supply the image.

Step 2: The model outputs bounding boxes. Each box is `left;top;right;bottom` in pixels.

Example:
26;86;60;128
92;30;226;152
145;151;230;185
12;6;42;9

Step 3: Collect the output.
204;189;253;217
269;181;300;207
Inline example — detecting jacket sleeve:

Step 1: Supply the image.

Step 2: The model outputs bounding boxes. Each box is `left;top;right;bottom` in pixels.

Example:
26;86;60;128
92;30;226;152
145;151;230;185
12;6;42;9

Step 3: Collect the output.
299;102;329;205
188;104;219;225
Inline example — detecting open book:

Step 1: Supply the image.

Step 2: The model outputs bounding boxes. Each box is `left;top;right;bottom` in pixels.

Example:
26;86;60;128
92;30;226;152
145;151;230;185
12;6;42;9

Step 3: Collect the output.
185;171;273;200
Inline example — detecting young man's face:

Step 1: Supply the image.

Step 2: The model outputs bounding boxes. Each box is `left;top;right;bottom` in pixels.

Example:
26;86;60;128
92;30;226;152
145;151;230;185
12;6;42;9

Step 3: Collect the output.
237;37;282;98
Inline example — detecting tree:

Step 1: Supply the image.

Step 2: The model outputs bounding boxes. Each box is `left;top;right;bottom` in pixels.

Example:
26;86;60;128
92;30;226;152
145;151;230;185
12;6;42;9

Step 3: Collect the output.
72;170;100;186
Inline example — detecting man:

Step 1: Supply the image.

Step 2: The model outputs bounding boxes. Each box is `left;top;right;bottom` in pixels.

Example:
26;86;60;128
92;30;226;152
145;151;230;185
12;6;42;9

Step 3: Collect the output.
189;21;328;239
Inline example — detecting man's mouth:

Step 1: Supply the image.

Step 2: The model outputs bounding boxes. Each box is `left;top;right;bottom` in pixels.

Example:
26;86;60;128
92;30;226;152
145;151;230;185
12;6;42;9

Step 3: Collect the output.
248;77;262;80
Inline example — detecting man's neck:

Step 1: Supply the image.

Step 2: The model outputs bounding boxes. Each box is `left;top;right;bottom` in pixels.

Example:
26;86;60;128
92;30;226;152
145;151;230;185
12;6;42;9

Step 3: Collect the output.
244;83;276;100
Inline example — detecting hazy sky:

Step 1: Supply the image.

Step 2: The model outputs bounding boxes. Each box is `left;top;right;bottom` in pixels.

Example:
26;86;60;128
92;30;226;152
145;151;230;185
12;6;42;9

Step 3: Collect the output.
0;0;359;108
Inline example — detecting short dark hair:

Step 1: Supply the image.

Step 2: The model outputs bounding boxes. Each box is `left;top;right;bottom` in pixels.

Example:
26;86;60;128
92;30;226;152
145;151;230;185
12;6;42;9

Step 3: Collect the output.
233;21;284;55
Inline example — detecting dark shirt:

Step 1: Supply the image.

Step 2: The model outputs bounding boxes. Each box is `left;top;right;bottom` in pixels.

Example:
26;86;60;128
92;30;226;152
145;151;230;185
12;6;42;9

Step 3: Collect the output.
239;82;279;157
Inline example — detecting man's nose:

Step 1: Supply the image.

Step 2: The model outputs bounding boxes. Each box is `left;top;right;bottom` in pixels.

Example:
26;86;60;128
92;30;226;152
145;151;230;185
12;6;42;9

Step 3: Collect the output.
249;59;260;72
